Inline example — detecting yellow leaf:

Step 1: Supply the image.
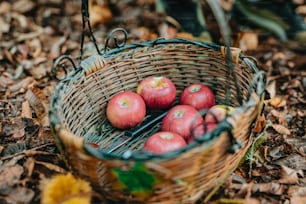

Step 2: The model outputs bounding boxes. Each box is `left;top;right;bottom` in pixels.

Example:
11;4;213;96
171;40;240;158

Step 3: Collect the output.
269;96;286;108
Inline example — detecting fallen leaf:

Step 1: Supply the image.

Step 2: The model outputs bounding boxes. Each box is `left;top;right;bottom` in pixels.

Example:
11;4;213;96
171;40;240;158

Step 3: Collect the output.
275;153;306;171
290;196;306;204
5;186;35;204
284;135;306;155
24;157;35;177
288;186;306;197
269;96;287;108
11;128;25;140
158;22;178;39
25;85;49;126
0;2;11;14
0;164;24;195
12;0;35;13
89;1;113;27
17;43;31;60
279;165;299;184
239;31;259;51
8;76;35;93
254;114;266;133
266;80;276;98
21;100;32;119
270;109;288;126
49;36;67;59
1;118;25;137
271;124;291;135
176;32;195;40
269;145;285;159
131;26;152;41
0;75;14;88
230;182;285;195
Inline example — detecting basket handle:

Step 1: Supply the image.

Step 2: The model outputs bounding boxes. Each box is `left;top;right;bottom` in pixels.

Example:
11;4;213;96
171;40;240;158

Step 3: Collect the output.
79;0;101;62
205;0;244;106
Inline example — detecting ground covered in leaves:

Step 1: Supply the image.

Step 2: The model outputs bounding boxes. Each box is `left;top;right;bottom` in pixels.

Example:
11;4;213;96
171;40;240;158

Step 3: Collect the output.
0;0;305;203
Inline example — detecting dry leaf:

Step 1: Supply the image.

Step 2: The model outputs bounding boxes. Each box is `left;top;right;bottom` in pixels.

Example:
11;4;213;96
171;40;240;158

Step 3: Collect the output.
25;85;49;126
284;135;306;155
0;2;11;14
271;124;291;135
89;0;113;27
290;196;306;204
279;165;299;184
270;109;287;125
275;154;306;171
269;96;287;108
176;32;195;40
131;27;152;41
266;80;276;98
254;114;266;133
159;23;178;39
1;118;25;137
8;76;35;93
5;187;35;204
12;0;35;13
11;128;25;140
239;31;259;51
231;182;285;195
49;36;67;59
288;186;306;197
296;5;306;15
21;100;32;119
0;75;14;88
24;157;35;177
0;164;24;194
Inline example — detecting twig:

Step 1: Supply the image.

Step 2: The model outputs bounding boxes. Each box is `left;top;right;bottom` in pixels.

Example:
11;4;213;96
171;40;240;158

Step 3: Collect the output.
1;143;55;161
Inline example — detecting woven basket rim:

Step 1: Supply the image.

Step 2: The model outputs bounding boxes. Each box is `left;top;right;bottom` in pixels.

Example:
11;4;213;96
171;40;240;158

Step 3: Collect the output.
49;38;265;161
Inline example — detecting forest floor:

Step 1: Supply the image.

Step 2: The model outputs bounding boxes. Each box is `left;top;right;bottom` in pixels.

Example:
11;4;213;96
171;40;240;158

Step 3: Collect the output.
0;1;305;203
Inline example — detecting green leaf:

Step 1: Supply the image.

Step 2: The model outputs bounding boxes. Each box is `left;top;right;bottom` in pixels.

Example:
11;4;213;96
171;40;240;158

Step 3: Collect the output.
112;162;159;197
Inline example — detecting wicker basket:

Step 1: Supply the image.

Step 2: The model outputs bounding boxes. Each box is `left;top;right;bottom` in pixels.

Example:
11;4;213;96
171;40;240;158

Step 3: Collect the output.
49;1;265;203
49;35;265;203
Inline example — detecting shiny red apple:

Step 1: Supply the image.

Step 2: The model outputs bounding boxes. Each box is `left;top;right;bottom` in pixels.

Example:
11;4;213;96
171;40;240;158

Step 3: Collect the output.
180;83;215;110
136;76;176;109
106;91;146;129
161;105;204;140
143;131;186;154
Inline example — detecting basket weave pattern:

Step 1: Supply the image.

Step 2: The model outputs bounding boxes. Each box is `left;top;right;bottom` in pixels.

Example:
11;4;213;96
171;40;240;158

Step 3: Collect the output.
50;39;263;203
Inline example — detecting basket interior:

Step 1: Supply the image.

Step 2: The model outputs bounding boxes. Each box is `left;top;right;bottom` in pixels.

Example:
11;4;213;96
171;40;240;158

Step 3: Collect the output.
57;43;254;156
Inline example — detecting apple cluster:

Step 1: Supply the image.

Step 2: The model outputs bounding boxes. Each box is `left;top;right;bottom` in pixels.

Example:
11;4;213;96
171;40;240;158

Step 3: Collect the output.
105;76;234;155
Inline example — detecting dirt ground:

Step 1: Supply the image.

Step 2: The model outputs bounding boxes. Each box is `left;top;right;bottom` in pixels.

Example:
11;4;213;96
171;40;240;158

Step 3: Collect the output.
0;0;305;203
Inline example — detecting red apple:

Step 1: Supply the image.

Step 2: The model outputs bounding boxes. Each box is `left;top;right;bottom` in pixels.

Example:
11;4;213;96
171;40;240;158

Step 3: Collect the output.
180;83;215;110
161;105;204;140
136;76;176;109
187;122;217;143
144;131;186;154
106;91;146;129
205;105;234;124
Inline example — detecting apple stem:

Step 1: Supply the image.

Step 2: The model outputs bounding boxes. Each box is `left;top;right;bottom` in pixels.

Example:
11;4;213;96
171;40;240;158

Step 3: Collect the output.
190;85;200;93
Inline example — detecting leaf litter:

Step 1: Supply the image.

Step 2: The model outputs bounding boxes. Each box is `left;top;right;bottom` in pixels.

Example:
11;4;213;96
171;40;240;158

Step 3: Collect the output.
0;0;306;203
